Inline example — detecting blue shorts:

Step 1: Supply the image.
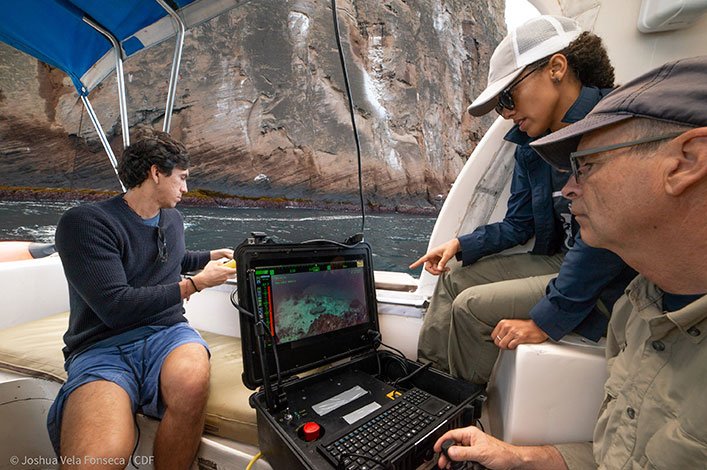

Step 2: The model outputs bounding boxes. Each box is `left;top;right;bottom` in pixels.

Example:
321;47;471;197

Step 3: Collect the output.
47;323;210;454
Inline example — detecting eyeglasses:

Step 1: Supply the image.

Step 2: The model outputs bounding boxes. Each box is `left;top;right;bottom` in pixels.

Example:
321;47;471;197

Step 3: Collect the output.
569;132;683;183
495;62;547;115
156;226;168;263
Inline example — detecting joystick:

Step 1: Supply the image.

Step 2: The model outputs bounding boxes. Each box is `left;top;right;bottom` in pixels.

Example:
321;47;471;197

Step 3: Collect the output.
440;439;466;470
440;439;488;470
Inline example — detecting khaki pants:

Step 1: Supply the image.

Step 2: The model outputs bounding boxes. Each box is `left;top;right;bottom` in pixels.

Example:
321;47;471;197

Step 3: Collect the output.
417;252;564;384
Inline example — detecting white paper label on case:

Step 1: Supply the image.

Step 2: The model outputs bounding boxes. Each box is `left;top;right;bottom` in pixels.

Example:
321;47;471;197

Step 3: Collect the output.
311;385;368;416
343;401;382;425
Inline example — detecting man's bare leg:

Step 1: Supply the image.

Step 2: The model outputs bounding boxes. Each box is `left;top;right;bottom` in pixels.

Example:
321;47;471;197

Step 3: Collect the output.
60;381;135;469
154;343;210;469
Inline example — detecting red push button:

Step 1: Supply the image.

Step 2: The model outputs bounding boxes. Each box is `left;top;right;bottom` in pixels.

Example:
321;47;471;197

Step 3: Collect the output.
302;421;321;441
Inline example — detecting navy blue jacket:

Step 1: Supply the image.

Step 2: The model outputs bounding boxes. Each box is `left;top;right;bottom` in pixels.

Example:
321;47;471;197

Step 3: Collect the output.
457;86;636;341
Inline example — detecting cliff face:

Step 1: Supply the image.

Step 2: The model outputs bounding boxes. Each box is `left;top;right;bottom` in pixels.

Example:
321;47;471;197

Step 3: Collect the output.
0;0;505;211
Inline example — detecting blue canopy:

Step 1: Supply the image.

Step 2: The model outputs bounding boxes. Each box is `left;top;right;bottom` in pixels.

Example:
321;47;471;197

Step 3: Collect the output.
0;0;242;95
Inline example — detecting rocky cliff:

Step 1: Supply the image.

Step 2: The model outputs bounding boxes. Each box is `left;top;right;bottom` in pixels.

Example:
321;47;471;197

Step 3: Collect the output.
0;0;505;212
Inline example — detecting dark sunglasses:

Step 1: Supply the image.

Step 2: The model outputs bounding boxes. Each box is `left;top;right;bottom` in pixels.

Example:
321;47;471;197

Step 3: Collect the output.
495;62;547;115
156;226;168;263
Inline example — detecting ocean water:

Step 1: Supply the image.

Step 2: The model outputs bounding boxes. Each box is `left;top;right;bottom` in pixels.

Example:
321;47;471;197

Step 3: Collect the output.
0;200;436;273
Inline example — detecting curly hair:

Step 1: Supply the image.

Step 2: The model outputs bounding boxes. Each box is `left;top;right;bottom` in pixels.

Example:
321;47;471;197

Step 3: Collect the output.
118;129;191;189
527;31;615;89
559;31;615;88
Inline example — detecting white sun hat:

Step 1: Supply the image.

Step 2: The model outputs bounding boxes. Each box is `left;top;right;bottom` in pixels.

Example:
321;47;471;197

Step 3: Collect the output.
467;15;583;116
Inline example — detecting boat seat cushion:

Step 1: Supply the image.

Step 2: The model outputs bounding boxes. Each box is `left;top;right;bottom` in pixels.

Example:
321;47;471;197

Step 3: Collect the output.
0;312;257;445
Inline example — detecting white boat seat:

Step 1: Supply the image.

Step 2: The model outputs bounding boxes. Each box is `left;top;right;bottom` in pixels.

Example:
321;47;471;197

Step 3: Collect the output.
0;312;258;446
373;270;419;292
486;334;608;445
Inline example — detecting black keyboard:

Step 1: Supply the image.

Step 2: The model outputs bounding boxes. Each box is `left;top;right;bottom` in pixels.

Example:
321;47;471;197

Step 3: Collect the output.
318;388;453;469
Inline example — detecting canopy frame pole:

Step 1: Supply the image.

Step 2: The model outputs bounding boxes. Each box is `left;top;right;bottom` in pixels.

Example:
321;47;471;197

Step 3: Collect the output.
80;95;126;192
156;0;186;133
82;16;131;149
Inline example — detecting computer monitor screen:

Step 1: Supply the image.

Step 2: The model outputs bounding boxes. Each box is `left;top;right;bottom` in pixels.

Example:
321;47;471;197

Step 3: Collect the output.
252;259;369;345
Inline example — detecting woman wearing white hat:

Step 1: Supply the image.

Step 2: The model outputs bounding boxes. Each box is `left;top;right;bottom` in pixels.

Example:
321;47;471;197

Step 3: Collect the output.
410;15;636;385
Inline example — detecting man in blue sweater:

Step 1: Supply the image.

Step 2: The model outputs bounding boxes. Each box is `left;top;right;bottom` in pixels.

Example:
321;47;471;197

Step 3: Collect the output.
49;130;236;468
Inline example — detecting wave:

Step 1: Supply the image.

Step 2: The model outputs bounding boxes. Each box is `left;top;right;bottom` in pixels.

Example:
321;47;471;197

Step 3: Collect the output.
6;225;57;242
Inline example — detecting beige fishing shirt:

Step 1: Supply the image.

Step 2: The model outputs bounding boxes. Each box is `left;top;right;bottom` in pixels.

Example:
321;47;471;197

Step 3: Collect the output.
556;275;707;469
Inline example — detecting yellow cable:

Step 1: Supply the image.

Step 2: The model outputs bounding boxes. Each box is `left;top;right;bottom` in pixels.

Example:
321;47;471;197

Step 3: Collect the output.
245;451;262;470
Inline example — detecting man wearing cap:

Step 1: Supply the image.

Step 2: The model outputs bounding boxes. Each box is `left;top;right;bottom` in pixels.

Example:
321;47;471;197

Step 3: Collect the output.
411;15;635;385
433;55;707;470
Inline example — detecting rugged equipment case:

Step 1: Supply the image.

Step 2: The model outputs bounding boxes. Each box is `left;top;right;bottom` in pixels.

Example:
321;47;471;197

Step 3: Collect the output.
235;239;484;469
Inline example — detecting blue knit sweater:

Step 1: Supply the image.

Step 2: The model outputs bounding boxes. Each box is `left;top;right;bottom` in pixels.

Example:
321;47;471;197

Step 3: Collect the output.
55;195;210;360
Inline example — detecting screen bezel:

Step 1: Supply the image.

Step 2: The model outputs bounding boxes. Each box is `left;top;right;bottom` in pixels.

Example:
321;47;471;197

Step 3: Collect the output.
236;241;379;390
